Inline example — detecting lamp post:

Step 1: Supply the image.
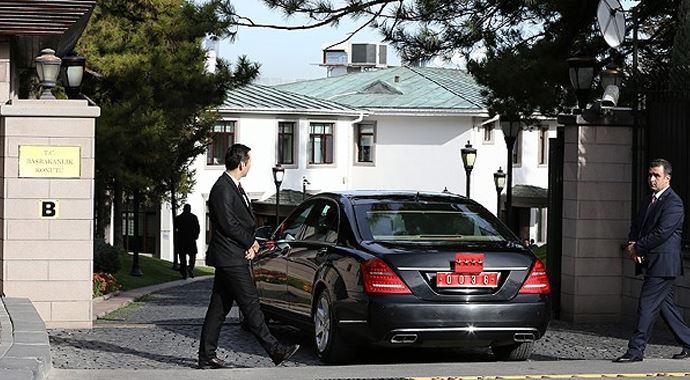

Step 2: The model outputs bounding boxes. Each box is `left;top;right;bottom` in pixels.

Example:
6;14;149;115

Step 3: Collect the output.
500;119;521;232
272;164;285;228
61;52;86;99
34;48;62;100
460;140;477;198
566;57;596;112
493;167;506;218
302;176;310;200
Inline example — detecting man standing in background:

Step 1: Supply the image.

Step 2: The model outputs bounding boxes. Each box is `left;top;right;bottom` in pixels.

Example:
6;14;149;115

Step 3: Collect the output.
175;204;200;279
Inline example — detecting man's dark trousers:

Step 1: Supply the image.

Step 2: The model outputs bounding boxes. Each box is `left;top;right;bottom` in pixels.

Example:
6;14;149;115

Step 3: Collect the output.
199;265;278;361
628;275;690;355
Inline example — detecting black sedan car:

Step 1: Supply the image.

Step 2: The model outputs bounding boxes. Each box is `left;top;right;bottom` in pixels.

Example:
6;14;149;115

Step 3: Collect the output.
252;191;551;363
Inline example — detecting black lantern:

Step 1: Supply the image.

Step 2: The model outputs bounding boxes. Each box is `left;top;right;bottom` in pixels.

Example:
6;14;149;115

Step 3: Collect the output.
460;140;477;198
566;57;597;111
272;164;285;228
493;167;507;218
34;48;62;100
61;52;86;99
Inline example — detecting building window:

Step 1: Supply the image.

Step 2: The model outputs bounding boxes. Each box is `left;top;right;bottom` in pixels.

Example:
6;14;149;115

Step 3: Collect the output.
356;123;375;163
207;121;236;165
483;125;494;143
278;122;295;165
309;123;334;164
538;128;549;165
512;131;522;166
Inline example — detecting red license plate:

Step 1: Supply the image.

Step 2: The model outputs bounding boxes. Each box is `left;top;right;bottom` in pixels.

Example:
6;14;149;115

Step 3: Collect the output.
436;272;499;288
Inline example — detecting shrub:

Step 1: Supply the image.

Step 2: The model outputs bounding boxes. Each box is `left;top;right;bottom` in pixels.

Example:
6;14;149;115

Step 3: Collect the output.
94;239;123;274
93;272;122;297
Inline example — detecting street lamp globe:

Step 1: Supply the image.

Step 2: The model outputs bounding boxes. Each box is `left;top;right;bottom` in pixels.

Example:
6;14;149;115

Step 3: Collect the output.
461;140;477;171
494;167;506;192
272;164;285;186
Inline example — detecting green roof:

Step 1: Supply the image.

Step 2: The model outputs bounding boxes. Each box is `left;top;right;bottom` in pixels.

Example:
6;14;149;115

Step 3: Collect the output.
274;66;486;111
221;84;362;116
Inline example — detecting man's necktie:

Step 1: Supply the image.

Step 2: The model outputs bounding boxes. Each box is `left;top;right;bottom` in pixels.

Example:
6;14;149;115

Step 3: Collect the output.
238;183;250;208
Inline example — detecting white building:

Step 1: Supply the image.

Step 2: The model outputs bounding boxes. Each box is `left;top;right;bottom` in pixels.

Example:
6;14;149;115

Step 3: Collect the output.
149;66;557;264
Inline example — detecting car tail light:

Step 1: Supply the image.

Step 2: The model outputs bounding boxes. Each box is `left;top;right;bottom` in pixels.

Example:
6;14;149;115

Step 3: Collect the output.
519;259;551;294
361;257;411;294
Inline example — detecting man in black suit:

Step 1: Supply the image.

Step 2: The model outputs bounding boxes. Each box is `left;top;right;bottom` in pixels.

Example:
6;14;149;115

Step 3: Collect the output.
198;143;299;369
614;158;690;362
175;204;200;279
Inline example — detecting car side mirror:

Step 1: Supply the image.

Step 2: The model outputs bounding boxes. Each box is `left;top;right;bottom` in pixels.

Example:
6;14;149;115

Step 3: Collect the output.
255;225;273;242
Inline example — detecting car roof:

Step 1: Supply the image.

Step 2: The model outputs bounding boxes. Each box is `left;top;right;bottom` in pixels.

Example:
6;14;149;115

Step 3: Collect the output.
313;190;472;204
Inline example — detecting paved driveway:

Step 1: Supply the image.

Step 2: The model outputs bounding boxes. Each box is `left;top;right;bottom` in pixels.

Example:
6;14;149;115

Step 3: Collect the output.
49;277;683;369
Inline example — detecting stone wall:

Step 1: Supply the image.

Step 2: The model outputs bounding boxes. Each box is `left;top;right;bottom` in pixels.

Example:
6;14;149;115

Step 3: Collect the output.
0;100;99;328
560;125;632;322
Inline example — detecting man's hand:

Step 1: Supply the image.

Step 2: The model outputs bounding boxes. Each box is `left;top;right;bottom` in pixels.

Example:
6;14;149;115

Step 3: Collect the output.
625;242;643;263
245;249;256;260
245;240;261;261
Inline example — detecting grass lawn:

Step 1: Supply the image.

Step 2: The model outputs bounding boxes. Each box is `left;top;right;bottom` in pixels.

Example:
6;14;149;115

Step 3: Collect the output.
114;252;214;292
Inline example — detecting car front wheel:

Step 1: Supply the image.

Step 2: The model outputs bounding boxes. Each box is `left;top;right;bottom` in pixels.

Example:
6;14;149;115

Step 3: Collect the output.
313;289;354;364
491;341;534;361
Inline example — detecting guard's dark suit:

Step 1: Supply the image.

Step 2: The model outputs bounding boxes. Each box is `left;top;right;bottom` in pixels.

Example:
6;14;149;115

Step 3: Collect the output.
199;173;278;362
626;186;690;357
175;209;200;278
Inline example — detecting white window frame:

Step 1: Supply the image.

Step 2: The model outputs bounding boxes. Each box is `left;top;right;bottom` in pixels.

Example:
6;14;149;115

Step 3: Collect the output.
354;122;376;166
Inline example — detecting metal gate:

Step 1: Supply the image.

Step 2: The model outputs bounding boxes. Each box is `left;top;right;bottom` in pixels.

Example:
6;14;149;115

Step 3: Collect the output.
643;69;690;246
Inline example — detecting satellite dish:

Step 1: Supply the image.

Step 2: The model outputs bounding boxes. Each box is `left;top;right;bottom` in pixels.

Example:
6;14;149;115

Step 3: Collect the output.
597;0;626;49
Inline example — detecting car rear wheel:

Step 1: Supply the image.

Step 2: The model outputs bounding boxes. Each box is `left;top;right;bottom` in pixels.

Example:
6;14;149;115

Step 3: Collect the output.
314;289;354;364
491;342;534;361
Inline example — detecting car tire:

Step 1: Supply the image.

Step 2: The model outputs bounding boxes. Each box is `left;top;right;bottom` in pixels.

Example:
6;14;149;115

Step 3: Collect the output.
313;289;355;364
491;342;534;361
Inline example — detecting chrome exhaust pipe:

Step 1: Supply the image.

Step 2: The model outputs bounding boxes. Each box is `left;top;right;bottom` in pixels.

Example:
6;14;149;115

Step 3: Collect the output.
514;332;536;342
390;334;418;344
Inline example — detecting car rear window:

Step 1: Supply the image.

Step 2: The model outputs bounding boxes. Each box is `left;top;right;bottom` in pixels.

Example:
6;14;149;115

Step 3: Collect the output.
354;201;512;242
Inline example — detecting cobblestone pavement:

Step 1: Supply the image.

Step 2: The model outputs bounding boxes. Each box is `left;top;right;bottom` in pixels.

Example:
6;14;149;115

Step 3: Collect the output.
49;278;684;369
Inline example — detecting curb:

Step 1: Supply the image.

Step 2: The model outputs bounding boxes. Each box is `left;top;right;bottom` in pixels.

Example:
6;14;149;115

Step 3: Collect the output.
93;275;213;320
0;298;51;380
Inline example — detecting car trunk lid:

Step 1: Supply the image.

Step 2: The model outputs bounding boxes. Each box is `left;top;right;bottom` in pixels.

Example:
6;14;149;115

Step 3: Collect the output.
369;242;534;302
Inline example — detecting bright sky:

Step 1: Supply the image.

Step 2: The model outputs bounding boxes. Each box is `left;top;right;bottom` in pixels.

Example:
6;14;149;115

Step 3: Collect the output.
222;1;401;84
217;0;640;84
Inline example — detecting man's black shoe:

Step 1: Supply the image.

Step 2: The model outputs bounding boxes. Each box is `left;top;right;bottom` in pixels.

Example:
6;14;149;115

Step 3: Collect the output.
613;353;643;363
672;348;690;359
270;343;300;366
198;357;228;369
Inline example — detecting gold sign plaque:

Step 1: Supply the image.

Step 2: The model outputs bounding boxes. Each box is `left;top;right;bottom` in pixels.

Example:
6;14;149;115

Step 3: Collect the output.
19;145;81;178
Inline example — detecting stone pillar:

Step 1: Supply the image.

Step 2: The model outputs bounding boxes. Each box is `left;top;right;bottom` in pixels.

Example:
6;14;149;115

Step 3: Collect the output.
0;100;100;328
560;124;632;322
